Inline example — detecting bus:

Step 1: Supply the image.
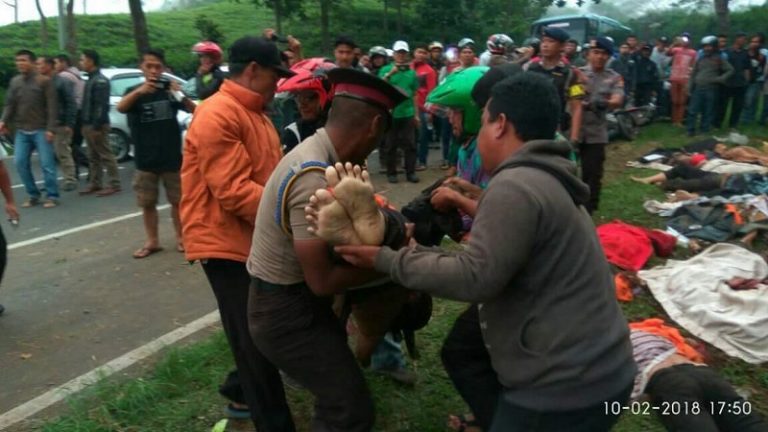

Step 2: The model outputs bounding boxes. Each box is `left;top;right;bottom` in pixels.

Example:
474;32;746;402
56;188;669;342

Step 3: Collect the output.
530;14;632;45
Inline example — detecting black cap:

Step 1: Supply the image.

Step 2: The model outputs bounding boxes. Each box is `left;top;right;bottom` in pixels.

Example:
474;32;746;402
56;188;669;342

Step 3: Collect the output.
327;68;407;111
590;36;615;56
228;36;296;78
334;34;358;49
542;27;570;43
471;63;523;107
641;44;653;51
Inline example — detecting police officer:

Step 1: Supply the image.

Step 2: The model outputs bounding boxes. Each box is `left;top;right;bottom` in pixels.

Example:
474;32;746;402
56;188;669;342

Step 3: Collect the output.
579;37;625;214
247;68;407;432
524;27;585;143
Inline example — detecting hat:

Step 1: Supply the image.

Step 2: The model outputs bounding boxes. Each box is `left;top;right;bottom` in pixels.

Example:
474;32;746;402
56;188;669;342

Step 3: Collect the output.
327;68;407;111
393;40;410;52
641;44;653;51
542;27;570;43
228;36;296;78
590;36;615;56
428;41;444;51
334;34;358;49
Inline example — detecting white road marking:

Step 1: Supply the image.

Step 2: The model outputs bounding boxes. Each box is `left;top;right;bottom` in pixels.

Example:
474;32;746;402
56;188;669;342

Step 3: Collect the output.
0;310;221;430
8;204;170;250
11;166;126;190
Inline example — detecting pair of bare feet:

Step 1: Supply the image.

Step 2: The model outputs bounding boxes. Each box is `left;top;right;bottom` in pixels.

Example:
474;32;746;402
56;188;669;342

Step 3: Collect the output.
305;162;386;246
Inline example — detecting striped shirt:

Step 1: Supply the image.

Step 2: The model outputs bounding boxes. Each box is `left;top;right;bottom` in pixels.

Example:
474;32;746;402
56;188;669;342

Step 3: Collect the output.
630;329;677;399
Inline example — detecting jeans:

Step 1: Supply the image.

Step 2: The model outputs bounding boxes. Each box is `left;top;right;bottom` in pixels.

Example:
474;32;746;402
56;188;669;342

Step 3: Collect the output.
742;82;762;124
417;111;431;166
489;382;632;432
14;130;59;200
370;332;406;370
687;87;716;135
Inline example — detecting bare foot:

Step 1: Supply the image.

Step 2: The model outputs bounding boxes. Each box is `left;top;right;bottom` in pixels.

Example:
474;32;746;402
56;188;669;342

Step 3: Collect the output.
671;190;699;202
306;162;385;245
631;175;657;185
306;188;363;245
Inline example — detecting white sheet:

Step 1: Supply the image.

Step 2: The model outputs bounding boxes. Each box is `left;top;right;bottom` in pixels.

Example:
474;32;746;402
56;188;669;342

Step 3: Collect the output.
639;243;768;364
700;158;768;174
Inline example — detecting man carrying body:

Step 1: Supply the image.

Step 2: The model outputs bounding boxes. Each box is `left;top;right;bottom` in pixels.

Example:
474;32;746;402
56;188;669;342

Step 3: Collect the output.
80;49;121;197
181;36;296;431
0;50;60;208
579;37;625;213
37;55;77;193
379;40;420;184
524;27;584;143
118;48;196;259
247;67;406;431
334;71;635;432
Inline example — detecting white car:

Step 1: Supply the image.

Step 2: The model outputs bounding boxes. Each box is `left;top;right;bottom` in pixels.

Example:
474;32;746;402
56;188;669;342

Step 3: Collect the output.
87;68;193;161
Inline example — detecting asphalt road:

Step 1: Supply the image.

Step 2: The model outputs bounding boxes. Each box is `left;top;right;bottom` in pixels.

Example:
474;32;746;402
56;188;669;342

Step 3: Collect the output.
0;148;446;429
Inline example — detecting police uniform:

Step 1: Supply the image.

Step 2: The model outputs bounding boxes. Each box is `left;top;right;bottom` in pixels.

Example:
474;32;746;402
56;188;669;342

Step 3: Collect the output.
524;27;586;132
579;38;624;213
247;68;406;432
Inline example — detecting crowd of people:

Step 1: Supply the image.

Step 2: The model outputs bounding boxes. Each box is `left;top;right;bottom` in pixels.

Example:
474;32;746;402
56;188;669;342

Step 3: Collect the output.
1;19;768;432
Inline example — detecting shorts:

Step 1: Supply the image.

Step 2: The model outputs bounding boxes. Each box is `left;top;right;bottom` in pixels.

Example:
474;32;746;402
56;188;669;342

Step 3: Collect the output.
133;170;181;207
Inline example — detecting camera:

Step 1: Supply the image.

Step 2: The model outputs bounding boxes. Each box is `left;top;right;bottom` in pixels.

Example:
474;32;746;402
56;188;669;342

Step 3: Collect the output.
152;77;172;90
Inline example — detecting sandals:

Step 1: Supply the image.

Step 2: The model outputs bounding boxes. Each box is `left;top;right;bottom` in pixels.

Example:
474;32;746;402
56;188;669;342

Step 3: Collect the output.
132;246;164;259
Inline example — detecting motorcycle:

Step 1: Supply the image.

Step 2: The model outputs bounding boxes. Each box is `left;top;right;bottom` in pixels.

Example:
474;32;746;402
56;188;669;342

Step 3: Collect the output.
607;102;656;141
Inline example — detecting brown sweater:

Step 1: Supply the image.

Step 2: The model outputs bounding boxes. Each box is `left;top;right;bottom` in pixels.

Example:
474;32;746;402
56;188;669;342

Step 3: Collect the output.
1;72;57;132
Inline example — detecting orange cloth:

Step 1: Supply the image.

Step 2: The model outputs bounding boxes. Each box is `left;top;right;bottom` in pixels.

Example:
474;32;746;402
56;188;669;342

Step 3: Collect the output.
180;80;283;262
614;273;634;302
724;204;744;225
629;318;704;363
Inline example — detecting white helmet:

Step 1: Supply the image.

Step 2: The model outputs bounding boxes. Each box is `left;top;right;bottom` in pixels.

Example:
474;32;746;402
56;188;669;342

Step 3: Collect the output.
701;35;718;47
458;38;476;50
486;34;515;55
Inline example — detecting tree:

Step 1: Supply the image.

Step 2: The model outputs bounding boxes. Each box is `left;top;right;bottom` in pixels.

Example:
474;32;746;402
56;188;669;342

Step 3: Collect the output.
194;14;225;43
2;0;18;24
246;0;305;34
128;0;151;56
65;0;78;58
320;0;330;51
714;0;730;34
35;0;49;51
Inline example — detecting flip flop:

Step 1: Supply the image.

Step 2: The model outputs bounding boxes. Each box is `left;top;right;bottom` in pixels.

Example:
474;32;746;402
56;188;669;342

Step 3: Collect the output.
132;247;164;259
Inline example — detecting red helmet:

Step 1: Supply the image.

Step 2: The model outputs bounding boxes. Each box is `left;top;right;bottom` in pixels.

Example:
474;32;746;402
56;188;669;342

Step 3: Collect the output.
277;58;337;108
192;41;223;63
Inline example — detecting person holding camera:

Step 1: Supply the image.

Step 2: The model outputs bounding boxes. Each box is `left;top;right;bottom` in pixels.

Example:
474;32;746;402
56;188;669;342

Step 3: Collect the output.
380;40;420;184
117;49;195;259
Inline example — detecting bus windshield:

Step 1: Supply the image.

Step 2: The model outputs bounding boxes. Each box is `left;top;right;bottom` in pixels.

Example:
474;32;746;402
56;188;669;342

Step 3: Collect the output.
532;19;588;44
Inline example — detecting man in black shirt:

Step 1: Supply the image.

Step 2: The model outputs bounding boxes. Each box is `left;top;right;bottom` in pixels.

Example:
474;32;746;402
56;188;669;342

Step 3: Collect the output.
117;48;195;259
716;32;750;129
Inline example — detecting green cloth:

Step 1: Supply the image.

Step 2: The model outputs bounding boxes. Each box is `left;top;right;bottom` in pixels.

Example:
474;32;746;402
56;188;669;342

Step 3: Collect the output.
379;64;418;119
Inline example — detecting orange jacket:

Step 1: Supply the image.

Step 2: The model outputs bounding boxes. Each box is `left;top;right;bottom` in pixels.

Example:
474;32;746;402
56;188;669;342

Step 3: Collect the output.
180;80;283;262
629;318;704;363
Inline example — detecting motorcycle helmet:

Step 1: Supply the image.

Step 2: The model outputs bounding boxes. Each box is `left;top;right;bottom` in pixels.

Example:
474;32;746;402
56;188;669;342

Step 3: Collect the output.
427;66;489;134
368;45;388;59
458;38;476;50
192;41;223;63
701;35;718;47
486;34;515;55
277;57;337;108
522;37;541;51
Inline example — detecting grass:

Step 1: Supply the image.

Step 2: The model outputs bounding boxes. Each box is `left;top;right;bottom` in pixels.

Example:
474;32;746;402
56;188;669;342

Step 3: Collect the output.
29;122;768;431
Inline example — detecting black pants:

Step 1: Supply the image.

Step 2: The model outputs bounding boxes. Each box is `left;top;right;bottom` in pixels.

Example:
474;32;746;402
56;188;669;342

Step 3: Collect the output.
489;382;632;432
663;165;723;192
712;85;726;129
441;305;500;430
646;364;768;432
578;143;606;213
635;82;656;107
0;226;6;284
383;118;417;176
249;279;374;432
714;86;747;129
71;111;89;175
202;260;295;432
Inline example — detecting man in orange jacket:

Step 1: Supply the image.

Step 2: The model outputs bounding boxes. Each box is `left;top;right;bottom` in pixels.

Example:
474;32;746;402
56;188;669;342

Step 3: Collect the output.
180;36;296;432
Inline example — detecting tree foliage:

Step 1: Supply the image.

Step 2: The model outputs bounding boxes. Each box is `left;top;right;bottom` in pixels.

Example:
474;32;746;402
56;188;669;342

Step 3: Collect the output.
194;14;225;43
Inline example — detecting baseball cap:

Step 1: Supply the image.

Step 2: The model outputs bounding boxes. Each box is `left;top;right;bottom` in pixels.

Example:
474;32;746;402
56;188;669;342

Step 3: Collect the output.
228;36;296;78
428;41;444;51
542;27;570;43
393;40;410;52
590;37;615;56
